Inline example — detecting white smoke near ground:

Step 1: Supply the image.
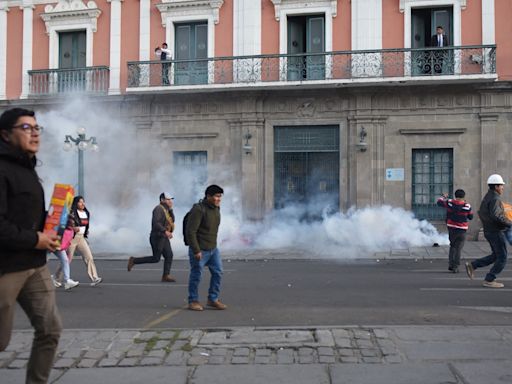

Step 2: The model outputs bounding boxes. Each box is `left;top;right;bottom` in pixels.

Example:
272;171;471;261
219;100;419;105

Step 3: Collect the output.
34;99;448;259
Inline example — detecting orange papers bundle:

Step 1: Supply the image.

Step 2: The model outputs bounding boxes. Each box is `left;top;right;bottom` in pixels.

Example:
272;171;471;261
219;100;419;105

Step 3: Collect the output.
44;184;75;238
503;202;512;222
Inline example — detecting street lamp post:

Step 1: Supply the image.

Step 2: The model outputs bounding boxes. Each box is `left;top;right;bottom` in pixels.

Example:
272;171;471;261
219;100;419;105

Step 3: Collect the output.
63;127;99;196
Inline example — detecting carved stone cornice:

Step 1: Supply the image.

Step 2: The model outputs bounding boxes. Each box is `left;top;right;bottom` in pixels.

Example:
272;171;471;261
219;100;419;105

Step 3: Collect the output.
41;1;101;34
270;0;337;21
157;0;224;25
400;0;466;13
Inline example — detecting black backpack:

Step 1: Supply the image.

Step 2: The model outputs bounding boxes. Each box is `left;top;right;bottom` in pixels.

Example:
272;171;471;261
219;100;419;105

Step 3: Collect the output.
183;201;205;246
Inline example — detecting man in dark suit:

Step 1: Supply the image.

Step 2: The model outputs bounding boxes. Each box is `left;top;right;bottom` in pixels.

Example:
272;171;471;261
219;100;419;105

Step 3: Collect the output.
430;26;449;74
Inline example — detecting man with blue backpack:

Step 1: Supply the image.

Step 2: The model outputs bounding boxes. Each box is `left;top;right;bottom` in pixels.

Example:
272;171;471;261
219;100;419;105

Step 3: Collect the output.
183;185;226;311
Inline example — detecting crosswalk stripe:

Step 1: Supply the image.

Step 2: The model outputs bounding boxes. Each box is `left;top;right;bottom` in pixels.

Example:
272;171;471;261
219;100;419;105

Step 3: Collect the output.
421;288;512;292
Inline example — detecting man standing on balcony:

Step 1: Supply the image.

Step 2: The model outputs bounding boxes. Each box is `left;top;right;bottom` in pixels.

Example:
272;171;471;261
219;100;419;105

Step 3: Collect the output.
155;42;172;85
0;108;62;383
430;26;449;74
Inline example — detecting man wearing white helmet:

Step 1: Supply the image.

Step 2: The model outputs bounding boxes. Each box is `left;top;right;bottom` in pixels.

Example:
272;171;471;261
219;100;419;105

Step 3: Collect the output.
465;174;512;288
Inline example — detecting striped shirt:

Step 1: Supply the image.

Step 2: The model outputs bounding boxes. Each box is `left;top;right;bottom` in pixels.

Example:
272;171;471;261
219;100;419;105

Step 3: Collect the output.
437;197;473;230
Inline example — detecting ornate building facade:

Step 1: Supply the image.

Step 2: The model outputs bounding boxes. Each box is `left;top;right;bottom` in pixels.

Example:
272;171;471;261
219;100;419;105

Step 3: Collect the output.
1;0;511;235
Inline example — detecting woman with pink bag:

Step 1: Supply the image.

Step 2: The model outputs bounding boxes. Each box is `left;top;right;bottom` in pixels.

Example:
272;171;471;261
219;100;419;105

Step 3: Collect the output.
51;227;79;290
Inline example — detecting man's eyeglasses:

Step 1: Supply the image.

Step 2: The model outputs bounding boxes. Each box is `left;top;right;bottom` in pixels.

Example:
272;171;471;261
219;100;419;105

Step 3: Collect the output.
12;123;44;134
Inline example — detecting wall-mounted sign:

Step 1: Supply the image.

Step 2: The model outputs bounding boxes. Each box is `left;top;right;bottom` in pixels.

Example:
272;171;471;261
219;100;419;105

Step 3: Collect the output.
386;168;404;181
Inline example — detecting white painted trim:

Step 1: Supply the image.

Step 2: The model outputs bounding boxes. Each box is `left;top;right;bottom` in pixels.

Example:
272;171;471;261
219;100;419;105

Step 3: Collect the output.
233;0;261;56
20;2;34;99
167;14;215;59
277;6;333;55
108;0;122;95
0;3;8;100
139;0;151;60
481;0;495;45
403;0;462;49
41;2;102;71
47;24;95;69
351;0;382;50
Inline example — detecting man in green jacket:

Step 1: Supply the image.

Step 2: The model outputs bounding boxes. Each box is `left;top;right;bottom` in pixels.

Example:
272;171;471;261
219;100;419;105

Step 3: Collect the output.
186;185;226;311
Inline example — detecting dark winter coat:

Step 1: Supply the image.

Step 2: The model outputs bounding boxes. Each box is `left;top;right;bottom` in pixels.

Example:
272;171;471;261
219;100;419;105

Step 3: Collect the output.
0;140;46;274
185;200;220;254
478;189;512;232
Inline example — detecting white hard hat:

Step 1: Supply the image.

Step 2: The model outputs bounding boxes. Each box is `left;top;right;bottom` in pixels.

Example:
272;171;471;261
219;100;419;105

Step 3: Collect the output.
487;174;505;185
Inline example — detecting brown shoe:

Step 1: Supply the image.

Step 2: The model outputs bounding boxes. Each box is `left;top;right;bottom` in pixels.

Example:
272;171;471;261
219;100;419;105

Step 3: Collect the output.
127;257;135;272
188;301;204;311
161;274;176;282
207;300;227;310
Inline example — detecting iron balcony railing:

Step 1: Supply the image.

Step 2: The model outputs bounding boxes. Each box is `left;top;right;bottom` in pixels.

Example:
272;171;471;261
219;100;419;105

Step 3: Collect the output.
28;66;110;96
127;45;496;88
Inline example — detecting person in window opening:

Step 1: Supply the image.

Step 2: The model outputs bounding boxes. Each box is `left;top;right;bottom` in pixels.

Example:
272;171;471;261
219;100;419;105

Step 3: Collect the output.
155;42;172;85
0;107;62;384
430;26;449;74
127;192;176;282
64;196;102;286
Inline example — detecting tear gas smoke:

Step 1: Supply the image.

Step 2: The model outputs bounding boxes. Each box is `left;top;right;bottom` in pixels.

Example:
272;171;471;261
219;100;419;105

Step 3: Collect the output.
35;99;448;259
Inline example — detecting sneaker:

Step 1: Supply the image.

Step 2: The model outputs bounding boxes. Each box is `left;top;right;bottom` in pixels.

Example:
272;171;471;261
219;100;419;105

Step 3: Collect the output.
51;275;62;288
90;277;102;286
207;300;227;310
161;274;176;282
64;279;79;290
127;257;135;272
465;262;474;280
483;280;504;288
188;301;204;311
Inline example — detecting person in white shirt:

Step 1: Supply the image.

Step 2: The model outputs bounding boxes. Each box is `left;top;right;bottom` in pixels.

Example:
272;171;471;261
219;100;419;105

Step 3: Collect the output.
155;43;172;85
66;196;102;286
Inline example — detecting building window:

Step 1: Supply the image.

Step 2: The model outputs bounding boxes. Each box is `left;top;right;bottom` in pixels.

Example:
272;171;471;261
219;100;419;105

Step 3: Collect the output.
274;125;339;217
287;15;325;80
172;151;208;205
174;22;208;85
411;6;454;75
412;148;453;220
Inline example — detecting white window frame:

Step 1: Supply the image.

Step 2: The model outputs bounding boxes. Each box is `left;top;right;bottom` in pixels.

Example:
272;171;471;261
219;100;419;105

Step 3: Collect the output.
401;0;465;76
40;1;101;69
157;1;224;85
271;0;336;81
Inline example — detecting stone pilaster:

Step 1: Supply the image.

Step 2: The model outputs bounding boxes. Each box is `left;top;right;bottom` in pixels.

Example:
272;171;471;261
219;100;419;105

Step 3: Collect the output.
479;112;499;196
20;0;34;99
0;1;8;100
240;117;265;220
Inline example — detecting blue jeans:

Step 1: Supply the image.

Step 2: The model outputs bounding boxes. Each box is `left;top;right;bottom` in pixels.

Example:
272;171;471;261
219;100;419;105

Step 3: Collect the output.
472;231;508;282
52;250;70;282
188;248;223;303
505;229;512;245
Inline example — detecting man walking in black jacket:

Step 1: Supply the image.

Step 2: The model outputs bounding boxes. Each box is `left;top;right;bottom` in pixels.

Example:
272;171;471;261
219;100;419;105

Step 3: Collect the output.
0;108;62;383
466;174;512;288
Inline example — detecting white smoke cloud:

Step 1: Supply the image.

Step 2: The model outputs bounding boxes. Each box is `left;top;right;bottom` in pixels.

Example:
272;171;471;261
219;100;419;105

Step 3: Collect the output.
34;99;448;259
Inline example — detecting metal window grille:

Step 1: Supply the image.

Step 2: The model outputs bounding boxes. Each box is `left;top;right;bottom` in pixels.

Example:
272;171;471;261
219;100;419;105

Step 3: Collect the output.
274;126;339;213
412;148;453;220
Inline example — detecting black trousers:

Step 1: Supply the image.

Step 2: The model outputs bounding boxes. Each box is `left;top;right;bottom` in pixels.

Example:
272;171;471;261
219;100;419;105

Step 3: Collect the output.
133;235;173;275
448;228;466;269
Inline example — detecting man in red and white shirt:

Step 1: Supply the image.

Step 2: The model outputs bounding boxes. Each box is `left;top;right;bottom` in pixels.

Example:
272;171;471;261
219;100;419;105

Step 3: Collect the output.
437;189;473;273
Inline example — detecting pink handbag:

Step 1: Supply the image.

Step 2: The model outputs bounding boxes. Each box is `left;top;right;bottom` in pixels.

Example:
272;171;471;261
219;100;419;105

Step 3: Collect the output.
60;228;74;251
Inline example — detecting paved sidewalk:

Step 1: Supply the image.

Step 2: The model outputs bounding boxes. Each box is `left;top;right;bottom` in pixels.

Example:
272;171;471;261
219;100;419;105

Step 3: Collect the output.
96;240;493;261
2;325;512;383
